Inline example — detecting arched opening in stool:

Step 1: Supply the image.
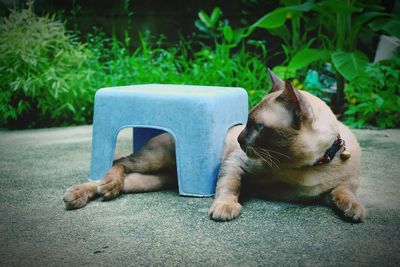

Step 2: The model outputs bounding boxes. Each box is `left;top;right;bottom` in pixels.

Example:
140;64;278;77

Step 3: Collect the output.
114;127;174;159
113;126;179;192
112;125;241;196
114;127;133;161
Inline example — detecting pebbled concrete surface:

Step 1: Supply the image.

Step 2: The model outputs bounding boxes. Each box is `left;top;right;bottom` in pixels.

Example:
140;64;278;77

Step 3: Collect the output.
0;126;399;266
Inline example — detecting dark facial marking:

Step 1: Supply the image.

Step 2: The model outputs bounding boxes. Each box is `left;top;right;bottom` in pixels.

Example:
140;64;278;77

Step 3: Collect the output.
238;118;260;151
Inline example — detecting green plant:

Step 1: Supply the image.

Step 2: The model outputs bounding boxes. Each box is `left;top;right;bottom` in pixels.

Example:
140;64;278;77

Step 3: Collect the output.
0;2;95;128
195;7;247;48
83;7;271;110
0;4;279;129
344;58;400;128
90;31;270;108
250;0;317;66
192;7;269;106
249;0;400;115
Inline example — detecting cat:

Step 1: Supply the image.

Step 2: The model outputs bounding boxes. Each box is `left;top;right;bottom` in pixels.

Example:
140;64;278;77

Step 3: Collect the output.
63;69;367;223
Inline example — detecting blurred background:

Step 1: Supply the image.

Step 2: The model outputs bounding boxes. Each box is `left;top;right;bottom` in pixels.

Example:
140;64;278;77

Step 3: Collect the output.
0;0;399;129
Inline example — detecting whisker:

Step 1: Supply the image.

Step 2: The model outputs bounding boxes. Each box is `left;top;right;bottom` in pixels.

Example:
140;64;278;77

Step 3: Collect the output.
257;148;291;159
250;147;273;168
257;149;279;169
251;147;281;169
257;150;280;163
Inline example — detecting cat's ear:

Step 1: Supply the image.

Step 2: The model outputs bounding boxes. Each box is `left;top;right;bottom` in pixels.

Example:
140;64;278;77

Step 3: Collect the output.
268;68;284;92
281;81;313;126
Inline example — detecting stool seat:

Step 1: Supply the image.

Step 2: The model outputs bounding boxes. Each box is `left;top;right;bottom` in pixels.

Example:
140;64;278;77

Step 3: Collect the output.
90;84;248;196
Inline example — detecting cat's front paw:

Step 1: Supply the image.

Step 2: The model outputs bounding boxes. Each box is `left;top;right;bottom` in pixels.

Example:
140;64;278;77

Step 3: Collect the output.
97;176;123;200
208;200;242;221
332;194;367;222
63;185;90;210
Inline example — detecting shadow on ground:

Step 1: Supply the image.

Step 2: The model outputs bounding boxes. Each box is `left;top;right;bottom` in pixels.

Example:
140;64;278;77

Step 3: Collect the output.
0;126;399;266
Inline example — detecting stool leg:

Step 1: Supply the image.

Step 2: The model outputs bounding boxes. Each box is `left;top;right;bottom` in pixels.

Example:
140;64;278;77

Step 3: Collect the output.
174;129;226;197
90;122;118;180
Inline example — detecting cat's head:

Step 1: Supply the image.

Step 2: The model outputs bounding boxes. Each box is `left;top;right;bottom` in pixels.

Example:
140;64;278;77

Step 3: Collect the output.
238;69;338;167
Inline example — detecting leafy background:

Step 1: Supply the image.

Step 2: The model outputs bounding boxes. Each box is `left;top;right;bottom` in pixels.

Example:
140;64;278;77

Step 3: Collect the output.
0;0;399;129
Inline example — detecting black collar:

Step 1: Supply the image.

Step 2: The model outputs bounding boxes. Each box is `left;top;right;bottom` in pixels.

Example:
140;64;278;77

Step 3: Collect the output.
313;134;345;166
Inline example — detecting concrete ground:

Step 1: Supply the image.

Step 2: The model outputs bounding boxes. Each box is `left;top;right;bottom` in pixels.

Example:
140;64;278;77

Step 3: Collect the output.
0;125;399;266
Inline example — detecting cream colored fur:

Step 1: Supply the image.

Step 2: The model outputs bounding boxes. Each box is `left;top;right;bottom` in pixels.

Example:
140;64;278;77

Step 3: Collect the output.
209;74;365;222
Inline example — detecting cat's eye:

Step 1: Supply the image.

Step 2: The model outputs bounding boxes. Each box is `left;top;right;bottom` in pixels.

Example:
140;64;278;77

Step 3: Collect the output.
254;123;264;131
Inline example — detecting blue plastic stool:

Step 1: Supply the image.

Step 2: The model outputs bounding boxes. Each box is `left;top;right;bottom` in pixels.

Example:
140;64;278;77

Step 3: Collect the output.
90;84;248;197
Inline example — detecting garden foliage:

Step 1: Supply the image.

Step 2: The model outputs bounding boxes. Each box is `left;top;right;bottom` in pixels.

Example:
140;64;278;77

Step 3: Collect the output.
247;0;400;117
0;5;270;128
0;1;399;129
0;3;95;128
344;58;400;128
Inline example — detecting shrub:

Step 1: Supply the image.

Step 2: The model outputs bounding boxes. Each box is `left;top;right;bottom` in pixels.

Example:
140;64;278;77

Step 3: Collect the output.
248;0;400;115
0;5;271;129
0;3;95;128
344;58;400;128
85;31;270;109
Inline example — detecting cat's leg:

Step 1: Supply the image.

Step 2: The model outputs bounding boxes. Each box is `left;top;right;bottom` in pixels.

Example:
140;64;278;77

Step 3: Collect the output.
63;133;176;209
330;183;367;222
209;149;245;221
113;133;176;174
63;164;127;209
122;172;176;193
97;133;176;199
63;171;176;210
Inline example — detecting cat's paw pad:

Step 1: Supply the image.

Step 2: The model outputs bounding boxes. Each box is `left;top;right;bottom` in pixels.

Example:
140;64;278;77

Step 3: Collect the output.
333;196;367;222
208;200;242;221
63;185;90;210
97;177;123;200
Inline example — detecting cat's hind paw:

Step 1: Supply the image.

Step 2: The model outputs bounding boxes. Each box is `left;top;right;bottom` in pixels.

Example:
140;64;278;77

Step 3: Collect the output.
97;176;123;201
208;200;242;221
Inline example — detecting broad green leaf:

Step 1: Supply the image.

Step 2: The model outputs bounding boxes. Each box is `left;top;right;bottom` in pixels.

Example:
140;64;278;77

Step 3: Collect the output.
369;18;400;38
317;0;362;14
268;25;290;43
351;12;390;44
233;28;245;44
285;1;316;12
223;25;233;43
254;8;288;29
354;12;388;30
194;20;212;35
288;48;330;71
253;1;316;29
332;51;369;81
210;7;222;27
198;11;211;27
